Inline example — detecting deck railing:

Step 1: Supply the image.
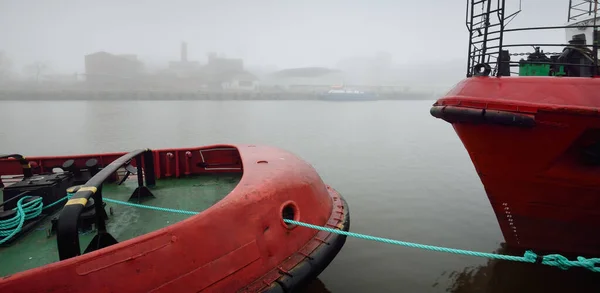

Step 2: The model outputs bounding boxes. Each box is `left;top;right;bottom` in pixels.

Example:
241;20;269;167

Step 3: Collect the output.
56;149;156;260
466;0;600;77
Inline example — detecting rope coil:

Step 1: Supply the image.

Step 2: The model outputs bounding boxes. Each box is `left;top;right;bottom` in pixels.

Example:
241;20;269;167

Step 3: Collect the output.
0;195;69;245
0;196;44;245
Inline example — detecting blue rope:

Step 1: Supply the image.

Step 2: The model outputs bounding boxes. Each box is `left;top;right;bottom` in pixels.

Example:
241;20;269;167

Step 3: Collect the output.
84;197;600;273
5;190;598;274
0;195;69;244
283;219;600;273
67;192;198;216
102;198;199;215
0;197;42;244
43;195;70;210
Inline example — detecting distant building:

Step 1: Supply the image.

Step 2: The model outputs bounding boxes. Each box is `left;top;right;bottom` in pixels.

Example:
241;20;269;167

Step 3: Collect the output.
261;67;344;91
161;45;255;90
168;42;201;75
205;52;243;73
199;52;254;90
84;52;143;83
219;70;260;91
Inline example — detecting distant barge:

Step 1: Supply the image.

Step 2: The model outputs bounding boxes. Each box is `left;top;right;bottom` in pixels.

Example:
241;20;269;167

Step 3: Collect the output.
319;88;378;101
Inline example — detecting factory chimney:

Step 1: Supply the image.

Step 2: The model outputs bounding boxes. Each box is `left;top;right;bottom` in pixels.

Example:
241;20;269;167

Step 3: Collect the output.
181;42;188;62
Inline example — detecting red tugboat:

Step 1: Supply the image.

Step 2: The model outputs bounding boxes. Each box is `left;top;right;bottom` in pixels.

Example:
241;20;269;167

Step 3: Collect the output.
431;0;600;256
0;145;349;292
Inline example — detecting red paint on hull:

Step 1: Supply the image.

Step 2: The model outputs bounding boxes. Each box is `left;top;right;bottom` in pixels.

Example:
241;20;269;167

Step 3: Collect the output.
432;77;600;256
0;144;348;292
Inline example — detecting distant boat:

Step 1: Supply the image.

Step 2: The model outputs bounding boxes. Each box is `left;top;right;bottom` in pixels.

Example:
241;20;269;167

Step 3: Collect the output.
319;88;377;101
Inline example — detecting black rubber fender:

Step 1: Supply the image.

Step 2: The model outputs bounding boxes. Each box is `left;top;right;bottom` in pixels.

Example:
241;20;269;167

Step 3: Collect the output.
431;105;536;128
262;196;351;293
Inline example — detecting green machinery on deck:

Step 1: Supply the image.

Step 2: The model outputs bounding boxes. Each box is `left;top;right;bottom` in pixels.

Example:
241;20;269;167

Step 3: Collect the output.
518;63;564;76
518;47;566;76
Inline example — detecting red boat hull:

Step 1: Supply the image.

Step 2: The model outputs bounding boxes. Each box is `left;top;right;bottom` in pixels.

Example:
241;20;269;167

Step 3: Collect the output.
432;76;600;256
0;144;349;292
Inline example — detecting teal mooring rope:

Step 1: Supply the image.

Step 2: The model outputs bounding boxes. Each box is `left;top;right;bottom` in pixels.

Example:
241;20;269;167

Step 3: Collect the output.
2;193;599;273
0;195;68;245
79;198;600;273
283;219;600;273
101;198;199;216
66;192;198;216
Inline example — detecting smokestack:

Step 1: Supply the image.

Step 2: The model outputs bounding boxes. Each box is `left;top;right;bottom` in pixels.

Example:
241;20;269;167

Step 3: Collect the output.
181;42;188;62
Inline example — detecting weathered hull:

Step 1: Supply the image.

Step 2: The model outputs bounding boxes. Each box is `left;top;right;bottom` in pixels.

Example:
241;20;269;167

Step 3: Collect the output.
0;144;349;292
431;76;600;256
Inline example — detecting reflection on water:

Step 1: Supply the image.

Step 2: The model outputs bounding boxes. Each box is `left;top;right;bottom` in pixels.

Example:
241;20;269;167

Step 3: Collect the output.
304;243;600;293
303;278;333;293
443;244;600;293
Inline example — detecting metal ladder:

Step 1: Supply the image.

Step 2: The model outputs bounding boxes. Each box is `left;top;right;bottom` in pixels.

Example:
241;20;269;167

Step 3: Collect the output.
568;0;600;22
465;0;520;77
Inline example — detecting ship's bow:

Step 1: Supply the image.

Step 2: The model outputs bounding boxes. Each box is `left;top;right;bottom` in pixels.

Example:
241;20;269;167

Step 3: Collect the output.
431;76;600;256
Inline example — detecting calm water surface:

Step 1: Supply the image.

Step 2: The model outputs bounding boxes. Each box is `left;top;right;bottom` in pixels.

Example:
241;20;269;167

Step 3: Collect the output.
0;100;598;292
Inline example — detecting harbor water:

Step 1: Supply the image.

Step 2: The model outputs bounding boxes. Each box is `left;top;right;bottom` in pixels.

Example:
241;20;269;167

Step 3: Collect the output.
0;99;598;292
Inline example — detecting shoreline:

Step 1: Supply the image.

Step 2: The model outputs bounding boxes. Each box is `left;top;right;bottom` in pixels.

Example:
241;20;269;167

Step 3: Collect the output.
0;90;439;101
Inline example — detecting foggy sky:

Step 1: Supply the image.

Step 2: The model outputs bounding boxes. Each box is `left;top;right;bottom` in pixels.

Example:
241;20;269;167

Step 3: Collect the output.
0;0;578;73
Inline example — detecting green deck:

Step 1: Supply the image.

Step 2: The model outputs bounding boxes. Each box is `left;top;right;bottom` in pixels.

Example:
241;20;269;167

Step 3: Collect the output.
0;174;241;277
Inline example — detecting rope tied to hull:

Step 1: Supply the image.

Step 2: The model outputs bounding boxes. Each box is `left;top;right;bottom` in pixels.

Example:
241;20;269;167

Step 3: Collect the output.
282;219;600;273
81;198;600;273
522;251;600;272
3;193;599;273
